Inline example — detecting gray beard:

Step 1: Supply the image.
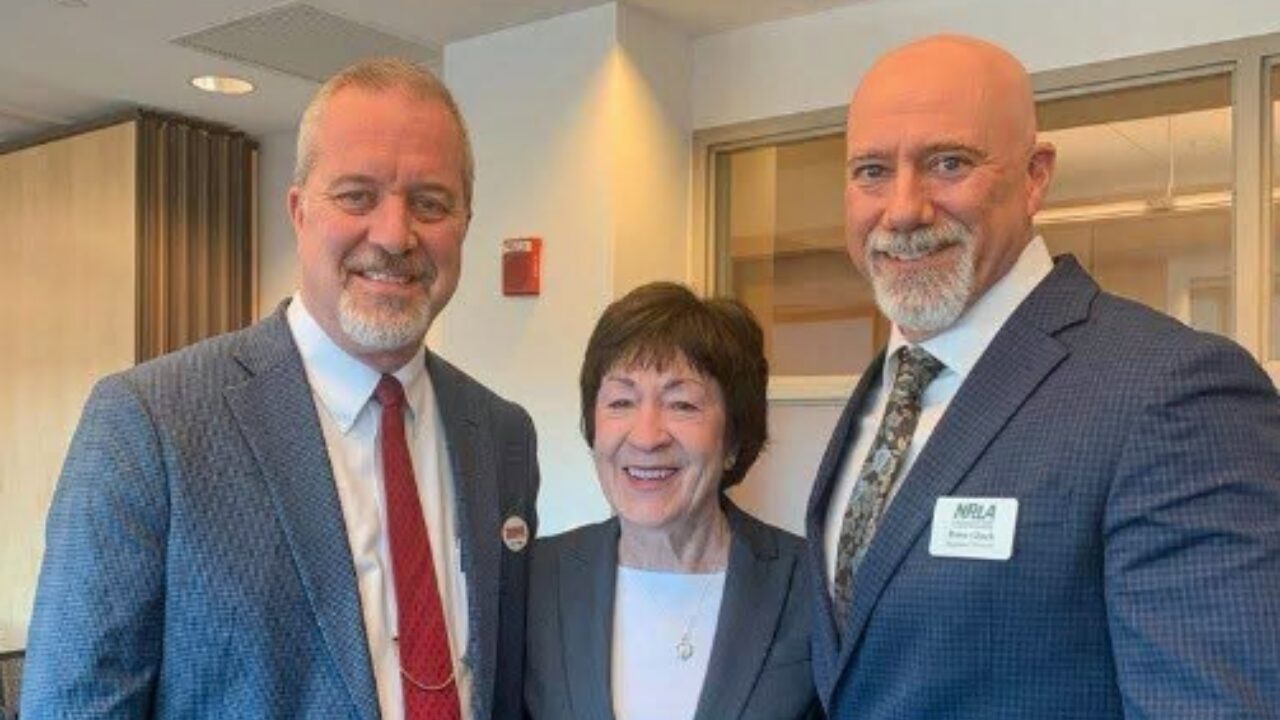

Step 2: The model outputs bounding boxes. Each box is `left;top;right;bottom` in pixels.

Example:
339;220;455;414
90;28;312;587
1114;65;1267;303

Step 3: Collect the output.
337;291;433;352
865;221;974;336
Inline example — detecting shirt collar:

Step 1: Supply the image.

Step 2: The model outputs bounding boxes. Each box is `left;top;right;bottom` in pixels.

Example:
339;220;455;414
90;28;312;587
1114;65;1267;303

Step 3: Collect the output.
886;235;1054;384
286;293;428;433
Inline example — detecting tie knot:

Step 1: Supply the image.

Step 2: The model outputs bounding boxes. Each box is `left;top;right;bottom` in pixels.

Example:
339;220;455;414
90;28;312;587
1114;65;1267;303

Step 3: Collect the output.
374;374;406;409
892;346;944;400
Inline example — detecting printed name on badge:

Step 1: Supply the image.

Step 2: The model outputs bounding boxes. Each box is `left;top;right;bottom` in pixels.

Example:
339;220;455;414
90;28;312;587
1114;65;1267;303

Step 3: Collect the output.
929;497;1018;561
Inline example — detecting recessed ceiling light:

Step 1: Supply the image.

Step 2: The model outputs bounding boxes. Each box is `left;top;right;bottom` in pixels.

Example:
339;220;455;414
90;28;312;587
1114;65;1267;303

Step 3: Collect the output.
190;75;255;95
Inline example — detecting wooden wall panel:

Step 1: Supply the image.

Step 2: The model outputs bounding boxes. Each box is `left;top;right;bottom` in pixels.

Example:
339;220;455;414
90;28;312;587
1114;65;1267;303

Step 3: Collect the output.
0;121;137;651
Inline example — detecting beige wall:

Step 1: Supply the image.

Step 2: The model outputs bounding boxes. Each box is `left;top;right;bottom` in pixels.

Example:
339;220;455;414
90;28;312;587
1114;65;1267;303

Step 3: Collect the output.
0;122;137;651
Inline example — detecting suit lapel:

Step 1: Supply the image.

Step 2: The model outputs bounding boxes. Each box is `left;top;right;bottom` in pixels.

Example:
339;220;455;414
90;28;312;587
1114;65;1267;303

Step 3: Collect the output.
694;503;792;720
224;308;380;720
429;354;501;720
804;352;883;703
833;257;1095;675
561;520;619;720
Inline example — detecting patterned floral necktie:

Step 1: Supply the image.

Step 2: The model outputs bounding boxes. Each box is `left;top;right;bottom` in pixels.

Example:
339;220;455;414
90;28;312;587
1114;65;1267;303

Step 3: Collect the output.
832;346;944;628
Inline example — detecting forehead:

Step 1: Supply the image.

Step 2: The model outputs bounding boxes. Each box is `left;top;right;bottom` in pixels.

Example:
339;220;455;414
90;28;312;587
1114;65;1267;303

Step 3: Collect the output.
604;352;715;388
849;47;1029;156
849;74;998;152
310;88;464;182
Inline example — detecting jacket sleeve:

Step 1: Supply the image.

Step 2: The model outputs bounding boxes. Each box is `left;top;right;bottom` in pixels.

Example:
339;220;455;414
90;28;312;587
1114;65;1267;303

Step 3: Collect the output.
22;374;169;719
1105;336;1280;718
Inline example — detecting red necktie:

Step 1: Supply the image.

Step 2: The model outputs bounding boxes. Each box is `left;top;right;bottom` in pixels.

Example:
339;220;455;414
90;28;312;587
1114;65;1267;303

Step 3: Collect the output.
375;375;462;720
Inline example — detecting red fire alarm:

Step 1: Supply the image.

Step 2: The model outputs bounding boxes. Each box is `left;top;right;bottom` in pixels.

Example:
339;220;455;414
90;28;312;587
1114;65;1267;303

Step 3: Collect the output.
502;237;542;296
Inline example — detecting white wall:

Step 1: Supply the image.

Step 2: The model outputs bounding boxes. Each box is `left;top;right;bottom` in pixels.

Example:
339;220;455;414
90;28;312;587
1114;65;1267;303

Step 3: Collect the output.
611;5;693;294
257;130;298;319
693;0;1280;129
443;5;619;534
442;4;693;533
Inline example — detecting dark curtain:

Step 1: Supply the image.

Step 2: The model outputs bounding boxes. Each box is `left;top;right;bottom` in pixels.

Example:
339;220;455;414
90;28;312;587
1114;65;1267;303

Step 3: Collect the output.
135;112;257;361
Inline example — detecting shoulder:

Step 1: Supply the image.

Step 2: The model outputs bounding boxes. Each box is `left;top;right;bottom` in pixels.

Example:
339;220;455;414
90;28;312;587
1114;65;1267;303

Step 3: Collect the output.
528;518;617;609
108;315;285;397
532;518;617;566
1082;290;1272;395
428;352;535;430
726;502;806;560
82;316;288;429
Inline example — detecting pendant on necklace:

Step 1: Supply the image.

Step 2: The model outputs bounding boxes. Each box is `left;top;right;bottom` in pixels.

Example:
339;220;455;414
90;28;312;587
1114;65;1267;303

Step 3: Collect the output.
676;633;694;661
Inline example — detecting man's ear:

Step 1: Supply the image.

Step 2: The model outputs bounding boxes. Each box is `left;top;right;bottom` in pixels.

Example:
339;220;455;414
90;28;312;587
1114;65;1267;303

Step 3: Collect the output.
287;185;306;242
1024;141;1057;216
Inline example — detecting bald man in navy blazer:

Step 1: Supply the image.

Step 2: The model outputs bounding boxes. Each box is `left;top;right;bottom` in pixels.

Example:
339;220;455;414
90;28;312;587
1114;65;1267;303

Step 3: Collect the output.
808;35;1280;719
24;59;538;719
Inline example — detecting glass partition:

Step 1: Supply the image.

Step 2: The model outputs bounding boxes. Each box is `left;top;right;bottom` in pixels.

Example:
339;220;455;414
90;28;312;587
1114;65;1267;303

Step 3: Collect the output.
1036;73;1235;339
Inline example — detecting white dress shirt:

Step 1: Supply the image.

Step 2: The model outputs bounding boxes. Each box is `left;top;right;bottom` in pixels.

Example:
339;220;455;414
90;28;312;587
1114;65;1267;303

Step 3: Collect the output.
824;237;1055;590
287;296;472;720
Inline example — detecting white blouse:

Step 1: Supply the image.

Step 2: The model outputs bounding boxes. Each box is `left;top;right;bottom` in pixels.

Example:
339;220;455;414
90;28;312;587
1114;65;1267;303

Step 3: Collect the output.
611;567;727;720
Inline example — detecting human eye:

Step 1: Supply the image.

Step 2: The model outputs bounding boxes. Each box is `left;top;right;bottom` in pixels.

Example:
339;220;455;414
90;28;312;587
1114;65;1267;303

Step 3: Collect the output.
666;396;703;414
328;187;378;214
408;192;456;222
929;152;973;178
849;160;890;186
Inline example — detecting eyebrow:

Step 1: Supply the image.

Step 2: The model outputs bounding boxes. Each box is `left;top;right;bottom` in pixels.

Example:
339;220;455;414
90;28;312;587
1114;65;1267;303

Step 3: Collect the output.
325;175;455;192
847;141;985;170
325;173;378;189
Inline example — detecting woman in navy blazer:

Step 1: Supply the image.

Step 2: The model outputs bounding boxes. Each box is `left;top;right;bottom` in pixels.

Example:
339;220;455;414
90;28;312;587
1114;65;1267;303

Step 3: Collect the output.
524;282;820;720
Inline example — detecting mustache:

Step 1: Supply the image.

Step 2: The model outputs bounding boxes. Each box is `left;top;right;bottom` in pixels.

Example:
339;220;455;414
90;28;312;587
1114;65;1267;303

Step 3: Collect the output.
342;246;437;282
867;219;973;256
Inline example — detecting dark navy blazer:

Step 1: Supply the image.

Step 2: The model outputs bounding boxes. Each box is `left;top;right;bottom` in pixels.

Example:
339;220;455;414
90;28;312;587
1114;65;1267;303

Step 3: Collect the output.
808;257;1280;719
526;501;821;720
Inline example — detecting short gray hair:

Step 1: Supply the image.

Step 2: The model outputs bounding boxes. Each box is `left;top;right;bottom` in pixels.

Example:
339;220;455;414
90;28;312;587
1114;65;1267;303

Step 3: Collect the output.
293;57;474;209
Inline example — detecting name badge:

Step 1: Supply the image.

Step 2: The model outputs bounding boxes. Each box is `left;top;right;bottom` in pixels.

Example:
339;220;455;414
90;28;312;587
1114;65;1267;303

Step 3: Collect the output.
929;497;1018;561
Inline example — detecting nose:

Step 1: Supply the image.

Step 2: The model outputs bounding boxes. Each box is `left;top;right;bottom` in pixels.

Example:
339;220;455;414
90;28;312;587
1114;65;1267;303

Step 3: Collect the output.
368;193;416;254
882;168;934;232
627;402;671;452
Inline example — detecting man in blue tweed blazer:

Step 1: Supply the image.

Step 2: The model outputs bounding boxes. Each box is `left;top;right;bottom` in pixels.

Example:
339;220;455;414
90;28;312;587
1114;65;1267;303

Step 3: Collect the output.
808;35;1280;718
23;59;538;719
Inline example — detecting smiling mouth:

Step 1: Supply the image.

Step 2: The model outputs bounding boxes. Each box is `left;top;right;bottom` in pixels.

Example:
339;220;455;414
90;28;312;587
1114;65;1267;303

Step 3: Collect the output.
356;270;417;285
875;240;960;263
625;466;678;482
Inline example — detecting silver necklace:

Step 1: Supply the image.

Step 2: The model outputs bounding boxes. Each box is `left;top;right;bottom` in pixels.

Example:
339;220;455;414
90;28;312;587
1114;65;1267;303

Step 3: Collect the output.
677;573;719;661
631;569;720;662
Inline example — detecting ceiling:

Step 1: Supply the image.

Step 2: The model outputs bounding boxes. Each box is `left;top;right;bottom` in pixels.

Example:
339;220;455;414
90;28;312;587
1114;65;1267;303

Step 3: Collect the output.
0;0;856;147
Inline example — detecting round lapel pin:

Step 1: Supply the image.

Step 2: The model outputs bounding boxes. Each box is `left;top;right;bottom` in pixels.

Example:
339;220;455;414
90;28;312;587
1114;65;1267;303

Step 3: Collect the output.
502;515;529;552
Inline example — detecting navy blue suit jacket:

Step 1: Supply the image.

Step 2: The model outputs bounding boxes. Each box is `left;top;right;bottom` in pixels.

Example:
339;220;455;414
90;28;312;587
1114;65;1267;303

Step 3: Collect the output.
22;304;540;719
807;257;1280;718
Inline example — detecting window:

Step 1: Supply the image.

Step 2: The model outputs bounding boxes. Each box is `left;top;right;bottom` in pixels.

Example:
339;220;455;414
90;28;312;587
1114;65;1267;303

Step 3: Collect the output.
1038;73;1234;339
715;135;881;378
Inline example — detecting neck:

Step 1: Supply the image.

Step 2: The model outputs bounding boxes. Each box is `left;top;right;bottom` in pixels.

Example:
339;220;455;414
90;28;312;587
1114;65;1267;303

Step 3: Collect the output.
618;505;731;573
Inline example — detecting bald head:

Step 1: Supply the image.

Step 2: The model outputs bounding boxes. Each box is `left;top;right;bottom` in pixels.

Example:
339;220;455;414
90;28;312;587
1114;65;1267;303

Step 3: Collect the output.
843;35;1055;340
852;35;1039;154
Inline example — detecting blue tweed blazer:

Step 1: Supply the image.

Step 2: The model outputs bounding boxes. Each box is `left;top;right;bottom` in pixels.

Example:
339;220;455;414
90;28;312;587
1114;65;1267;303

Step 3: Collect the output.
525;501;821;720
22;303;540;719
807;256;1280;719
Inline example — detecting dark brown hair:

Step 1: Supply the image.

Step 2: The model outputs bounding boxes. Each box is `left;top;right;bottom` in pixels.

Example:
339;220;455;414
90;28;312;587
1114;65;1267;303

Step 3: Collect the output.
579;282;768;490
